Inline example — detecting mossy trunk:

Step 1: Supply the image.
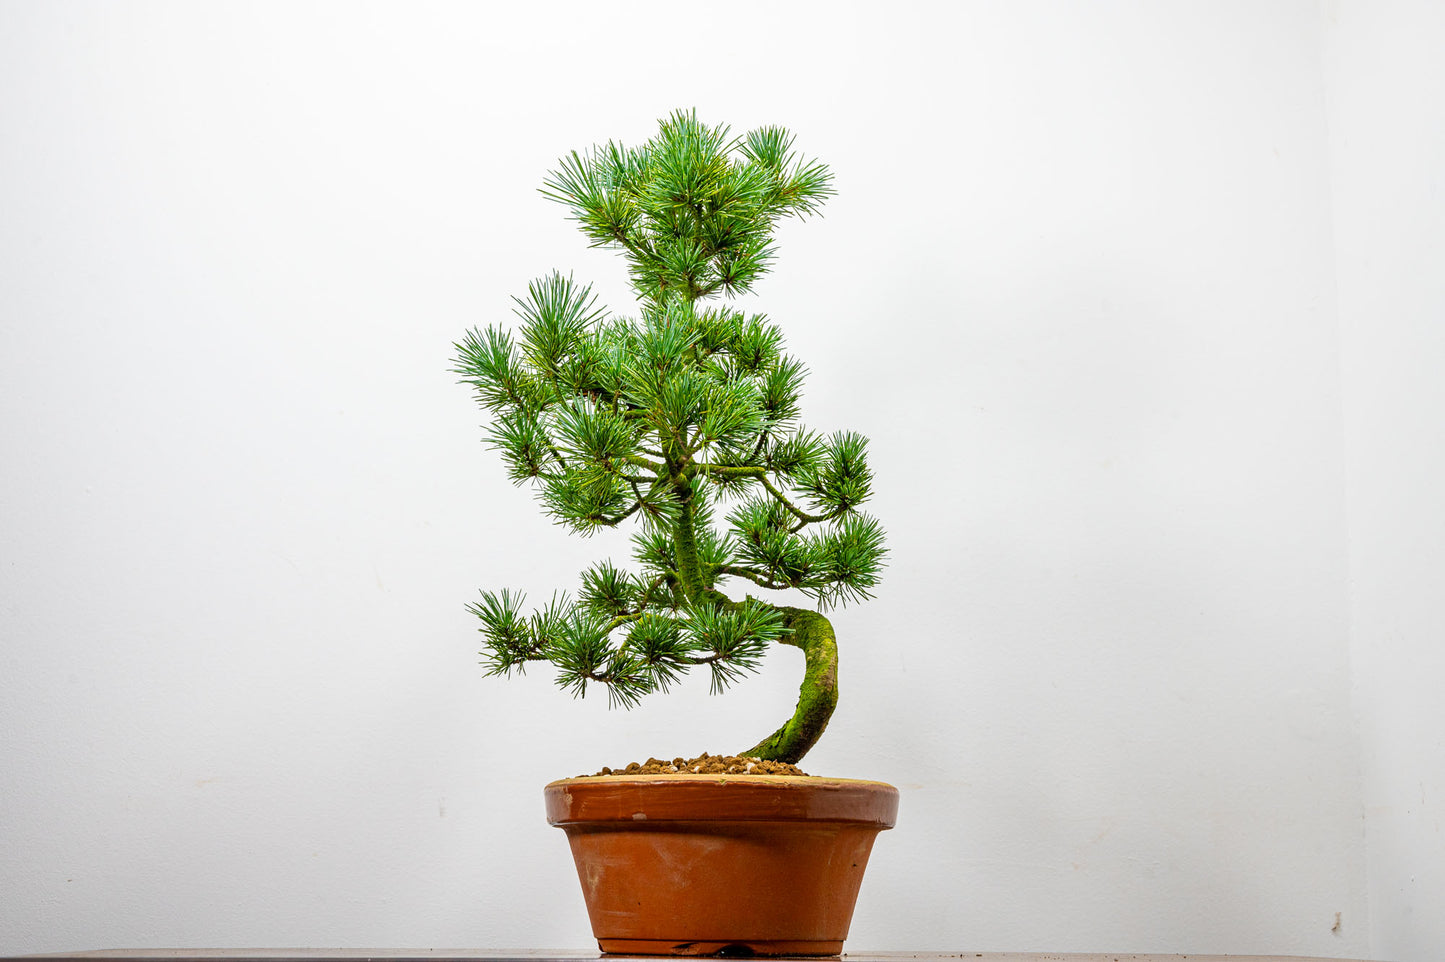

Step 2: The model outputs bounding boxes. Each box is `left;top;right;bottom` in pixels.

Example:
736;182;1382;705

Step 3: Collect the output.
670;473;706;603
742;606;839;765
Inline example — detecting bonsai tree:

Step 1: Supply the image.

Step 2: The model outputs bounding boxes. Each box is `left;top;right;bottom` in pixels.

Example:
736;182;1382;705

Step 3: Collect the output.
452;111;885;765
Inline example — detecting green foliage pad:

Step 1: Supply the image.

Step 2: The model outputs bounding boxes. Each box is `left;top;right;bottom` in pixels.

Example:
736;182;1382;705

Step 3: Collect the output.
453;111;886;763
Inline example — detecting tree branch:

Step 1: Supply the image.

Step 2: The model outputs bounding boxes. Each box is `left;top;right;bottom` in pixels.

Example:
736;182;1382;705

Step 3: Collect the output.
758;474;842;531
592;497;645;528
697;463;767;479
747;429;771;464
716;564;788;591
601;611;645;634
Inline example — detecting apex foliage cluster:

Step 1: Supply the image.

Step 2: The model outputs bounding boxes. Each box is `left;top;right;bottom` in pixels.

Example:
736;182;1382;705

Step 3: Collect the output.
453;111;886;762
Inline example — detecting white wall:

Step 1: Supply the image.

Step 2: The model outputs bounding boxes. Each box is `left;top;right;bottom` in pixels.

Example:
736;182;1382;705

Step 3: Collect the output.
1326;3;1445;960
0;2;1428;959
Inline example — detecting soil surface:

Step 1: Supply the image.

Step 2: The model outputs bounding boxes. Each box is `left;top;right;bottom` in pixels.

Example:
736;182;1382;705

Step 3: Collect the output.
586;752;810;777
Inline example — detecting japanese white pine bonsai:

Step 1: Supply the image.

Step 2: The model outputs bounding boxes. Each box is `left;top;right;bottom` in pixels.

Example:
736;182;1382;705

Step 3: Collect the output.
452;111;885;765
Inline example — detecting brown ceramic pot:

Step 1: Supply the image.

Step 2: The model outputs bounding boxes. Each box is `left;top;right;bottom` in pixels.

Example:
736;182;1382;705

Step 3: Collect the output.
544;774;898;957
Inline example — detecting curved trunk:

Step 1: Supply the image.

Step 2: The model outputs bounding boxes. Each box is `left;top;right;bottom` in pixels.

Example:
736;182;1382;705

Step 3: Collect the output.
742;607;839;764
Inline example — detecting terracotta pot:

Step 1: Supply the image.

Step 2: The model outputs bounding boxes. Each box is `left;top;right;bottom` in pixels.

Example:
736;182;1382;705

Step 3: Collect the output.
544;774;898;957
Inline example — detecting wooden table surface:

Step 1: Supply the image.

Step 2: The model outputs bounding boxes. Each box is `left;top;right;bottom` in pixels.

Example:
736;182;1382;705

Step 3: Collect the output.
0;951;1387;962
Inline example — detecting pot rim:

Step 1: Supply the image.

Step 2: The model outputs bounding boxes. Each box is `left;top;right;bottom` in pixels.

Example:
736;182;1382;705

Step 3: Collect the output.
544;773;899;828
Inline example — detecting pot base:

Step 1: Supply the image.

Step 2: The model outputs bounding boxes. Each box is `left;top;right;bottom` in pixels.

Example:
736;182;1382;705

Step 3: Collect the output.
599;938;843;957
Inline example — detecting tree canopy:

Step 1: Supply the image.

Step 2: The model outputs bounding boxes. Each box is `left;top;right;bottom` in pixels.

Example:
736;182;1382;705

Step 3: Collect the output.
453;111;885;762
